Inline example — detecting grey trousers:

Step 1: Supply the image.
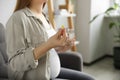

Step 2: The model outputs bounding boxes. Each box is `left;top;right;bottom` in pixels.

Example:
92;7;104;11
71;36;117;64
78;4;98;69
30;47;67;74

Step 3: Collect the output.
54;68;95;80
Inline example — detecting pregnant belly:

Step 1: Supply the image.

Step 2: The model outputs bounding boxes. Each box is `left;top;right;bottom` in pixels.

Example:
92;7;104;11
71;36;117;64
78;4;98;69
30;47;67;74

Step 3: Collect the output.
49;49;61;79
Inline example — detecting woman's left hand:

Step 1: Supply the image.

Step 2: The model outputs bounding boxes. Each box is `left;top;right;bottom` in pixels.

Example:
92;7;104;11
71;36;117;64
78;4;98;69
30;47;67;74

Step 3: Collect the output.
55;38;75;53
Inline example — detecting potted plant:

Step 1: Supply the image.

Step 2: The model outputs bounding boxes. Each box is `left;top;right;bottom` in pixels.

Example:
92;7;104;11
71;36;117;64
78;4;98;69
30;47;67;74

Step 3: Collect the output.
90;2;120;69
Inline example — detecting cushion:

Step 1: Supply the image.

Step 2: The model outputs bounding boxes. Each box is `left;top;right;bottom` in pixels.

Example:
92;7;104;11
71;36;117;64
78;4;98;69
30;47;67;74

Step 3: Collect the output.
0;51;8;78
0;23;5;43
0;23;8;63
0;43;7;63
0;51;5;65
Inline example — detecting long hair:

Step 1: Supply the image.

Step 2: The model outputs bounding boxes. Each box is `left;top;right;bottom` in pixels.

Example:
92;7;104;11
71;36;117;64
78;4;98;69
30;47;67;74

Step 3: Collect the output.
14;0;46;12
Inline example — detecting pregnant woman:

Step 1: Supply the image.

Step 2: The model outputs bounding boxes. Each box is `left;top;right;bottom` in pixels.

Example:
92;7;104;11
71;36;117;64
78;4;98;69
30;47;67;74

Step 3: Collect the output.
6;0;95;80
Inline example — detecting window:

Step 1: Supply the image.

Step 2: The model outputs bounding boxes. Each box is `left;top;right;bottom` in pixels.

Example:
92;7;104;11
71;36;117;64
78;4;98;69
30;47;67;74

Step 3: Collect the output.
111;0;120;5
109;0;120;16
114;0;120;3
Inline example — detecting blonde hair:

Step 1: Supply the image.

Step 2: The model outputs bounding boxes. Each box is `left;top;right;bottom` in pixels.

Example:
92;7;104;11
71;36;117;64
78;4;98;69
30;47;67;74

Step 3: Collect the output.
14;0;31;12
14;0;46;12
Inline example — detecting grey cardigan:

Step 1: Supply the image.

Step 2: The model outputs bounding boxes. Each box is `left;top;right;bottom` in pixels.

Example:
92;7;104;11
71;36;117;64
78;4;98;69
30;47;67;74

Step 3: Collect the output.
6;8;50;80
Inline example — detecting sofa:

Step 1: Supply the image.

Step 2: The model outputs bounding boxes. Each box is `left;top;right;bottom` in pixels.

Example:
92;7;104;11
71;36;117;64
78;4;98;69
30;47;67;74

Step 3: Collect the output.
0;23;8;80
0;23;83;80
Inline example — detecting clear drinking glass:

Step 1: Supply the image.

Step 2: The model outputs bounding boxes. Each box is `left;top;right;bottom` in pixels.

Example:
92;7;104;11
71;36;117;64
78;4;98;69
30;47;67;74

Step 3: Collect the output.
66;28;79;45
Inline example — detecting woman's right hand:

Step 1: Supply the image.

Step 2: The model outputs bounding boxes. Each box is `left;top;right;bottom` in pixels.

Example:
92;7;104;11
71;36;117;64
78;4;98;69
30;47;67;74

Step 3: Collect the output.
33;28;67;60
47;29;68;48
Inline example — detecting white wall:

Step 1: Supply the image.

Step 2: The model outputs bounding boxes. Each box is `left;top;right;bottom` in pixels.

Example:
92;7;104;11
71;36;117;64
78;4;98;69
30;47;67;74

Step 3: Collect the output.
0;0;16;26
0;0;114;63
75;0;91;63
90;0;110;62
0;0;69;28
75;0;110;63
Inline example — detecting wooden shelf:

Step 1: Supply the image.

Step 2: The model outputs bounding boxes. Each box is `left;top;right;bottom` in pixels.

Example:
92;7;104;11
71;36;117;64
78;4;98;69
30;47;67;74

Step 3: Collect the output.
54;11;76;17
47;0;78;51
47;0;56;29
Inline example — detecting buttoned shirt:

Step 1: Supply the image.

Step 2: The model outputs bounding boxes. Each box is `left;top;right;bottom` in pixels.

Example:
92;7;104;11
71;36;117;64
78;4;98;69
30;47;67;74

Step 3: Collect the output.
6;7;59;80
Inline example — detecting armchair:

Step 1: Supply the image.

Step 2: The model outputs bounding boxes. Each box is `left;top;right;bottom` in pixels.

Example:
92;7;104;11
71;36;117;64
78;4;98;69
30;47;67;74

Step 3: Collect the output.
0;23;83;80
58;52;83;71
0;23;8;80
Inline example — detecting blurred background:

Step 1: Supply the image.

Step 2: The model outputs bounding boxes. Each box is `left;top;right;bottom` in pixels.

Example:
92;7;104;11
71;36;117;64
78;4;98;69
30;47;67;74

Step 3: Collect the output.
0;0;120;80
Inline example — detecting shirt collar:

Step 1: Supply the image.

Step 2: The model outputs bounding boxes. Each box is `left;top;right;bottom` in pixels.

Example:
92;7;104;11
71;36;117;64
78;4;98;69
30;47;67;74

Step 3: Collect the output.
24;7;37;17
24;7;46;16
23;7;50;23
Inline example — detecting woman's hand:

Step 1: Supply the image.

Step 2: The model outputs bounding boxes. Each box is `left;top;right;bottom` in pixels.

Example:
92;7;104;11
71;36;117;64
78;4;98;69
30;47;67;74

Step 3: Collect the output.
46;29;68;48
33;29;74;60
33;29;67;60
55;38;75;53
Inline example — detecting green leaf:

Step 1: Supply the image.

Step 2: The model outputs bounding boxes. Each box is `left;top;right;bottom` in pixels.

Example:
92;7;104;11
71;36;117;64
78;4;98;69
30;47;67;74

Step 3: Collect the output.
109;22;116;29
89;14;100;23
114;35;120;38
113;3;120;9
114;39;120;43
105;7;115;14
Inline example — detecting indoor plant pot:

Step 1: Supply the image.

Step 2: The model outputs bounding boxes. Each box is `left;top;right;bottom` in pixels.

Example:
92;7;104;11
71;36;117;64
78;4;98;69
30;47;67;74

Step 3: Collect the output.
114;47;120;69
90;2;120;69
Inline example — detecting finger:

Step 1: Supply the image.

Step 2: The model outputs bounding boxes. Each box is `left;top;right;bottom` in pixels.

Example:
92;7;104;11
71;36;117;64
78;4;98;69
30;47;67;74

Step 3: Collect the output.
68;38;75;43
61;28;65;36
61;35;67;43
60;37;67;46
59;29;67;41
56;29;62;38
62;29;67;39
57;29;62;35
